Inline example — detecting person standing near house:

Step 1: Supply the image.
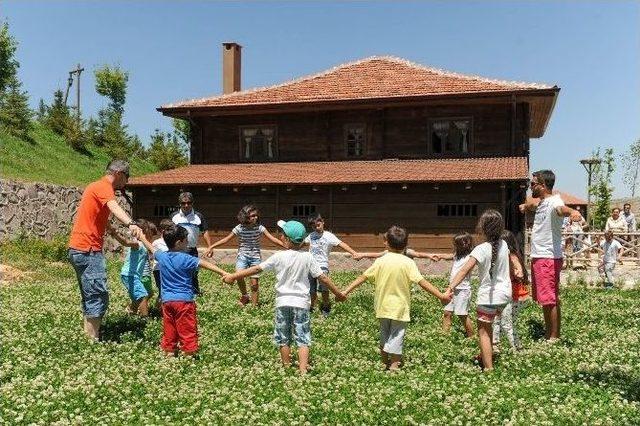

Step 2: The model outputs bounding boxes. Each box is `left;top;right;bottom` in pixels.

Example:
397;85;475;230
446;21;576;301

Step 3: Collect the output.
605;207;627;233
519;170;576;342
623;203;637;232
68;160;142;340
171;192;213;295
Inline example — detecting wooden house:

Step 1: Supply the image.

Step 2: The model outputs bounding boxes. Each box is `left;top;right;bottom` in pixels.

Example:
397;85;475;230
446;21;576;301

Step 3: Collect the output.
128;43;560;250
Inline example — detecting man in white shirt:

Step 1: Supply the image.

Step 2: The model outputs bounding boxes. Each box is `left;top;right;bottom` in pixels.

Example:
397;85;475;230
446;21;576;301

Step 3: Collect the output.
520;170;577;341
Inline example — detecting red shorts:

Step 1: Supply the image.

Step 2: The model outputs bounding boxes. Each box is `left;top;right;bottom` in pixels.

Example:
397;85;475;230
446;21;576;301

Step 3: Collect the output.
531;258;562;307
161;301;198;354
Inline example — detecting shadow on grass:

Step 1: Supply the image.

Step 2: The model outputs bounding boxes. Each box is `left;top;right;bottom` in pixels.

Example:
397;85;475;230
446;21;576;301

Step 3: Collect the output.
100;314;149;343
527;318;546;341
574;368;640;402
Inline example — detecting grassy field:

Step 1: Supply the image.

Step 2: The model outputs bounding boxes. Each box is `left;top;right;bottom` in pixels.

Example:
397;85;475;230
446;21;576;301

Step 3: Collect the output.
1;241;639;424
0;124;157;187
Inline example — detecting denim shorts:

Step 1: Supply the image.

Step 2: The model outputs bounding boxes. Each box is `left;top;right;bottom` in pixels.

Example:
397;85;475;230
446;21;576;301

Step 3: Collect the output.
68;248;109;318
273;306;311;347
310;267;330;293
120;274;150;302
235;253;261;278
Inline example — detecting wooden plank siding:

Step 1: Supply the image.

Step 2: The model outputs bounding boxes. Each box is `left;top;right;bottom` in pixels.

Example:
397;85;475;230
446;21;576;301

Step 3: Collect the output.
193;103;529;164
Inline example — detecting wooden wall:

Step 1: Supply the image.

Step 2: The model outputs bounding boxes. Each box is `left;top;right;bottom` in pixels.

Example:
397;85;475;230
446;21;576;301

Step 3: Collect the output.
132;182;525;251
192;103;529;164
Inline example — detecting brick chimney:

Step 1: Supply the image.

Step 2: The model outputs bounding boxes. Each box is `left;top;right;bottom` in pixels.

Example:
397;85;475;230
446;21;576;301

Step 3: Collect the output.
222;42;241;94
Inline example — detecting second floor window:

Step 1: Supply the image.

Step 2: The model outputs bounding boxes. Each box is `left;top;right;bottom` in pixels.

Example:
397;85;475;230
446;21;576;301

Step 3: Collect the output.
240;126;277;161
345;124;365;157
430;119;471;154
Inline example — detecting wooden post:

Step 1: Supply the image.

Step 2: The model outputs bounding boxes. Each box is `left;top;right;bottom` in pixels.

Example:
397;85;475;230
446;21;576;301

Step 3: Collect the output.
329;186;334;229
275;186;280;222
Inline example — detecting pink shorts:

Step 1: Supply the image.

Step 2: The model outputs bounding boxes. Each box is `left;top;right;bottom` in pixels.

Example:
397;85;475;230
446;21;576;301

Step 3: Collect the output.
531;258;562;306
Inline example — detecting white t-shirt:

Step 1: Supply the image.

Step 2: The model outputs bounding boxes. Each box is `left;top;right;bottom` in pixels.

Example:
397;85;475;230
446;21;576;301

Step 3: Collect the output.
601;240;623;264
259;250;323;309
450;254;472;290
304;230;341;270
151;237;169;271
531;194;565;259
469;241;512;306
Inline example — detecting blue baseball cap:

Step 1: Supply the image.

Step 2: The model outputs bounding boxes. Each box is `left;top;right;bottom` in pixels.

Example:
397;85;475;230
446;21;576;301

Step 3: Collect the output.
277;220;307;244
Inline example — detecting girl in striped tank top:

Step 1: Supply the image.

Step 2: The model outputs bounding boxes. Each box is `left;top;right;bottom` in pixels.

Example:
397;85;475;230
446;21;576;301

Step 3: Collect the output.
205;205;285;306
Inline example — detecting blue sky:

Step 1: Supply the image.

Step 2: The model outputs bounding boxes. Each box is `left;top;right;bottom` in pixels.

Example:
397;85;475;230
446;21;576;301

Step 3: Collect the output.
2;1;639;198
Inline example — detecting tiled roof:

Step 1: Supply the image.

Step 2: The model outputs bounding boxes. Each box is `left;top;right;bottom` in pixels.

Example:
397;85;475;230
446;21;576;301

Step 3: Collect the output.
527;190;587;206
159;56;559;137
129;157;528;187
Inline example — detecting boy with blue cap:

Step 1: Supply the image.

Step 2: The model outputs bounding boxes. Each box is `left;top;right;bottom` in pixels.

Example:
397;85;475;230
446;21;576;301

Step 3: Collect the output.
224;219;346;374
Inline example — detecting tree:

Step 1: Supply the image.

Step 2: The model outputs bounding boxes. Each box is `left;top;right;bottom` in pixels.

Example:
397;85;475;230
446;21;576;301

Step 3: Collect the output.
94;65;128;115
0;75;32;140
621;138;640;197
36;98;47;122
0;22;18;93
44;90;71;135
589;148;615;230
146;129;188;170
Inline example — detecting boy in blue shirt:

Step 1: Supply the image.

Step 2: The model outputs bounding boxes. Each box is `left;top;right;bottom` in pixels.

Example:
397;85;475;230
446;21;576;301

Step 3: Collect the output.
137;224;228;356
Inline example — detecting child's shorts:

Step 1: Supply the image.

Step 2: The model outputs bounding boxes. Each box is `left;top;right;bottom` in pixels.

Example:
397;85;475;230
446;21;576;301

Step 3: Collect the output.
476;304;507;323
141;275;154;297
235;254;261;278
531;258;562;306
379;318;408;355
161;301;198;354
310;267;330;293
120;274;149;302
443;288;471;315
273;306;311;347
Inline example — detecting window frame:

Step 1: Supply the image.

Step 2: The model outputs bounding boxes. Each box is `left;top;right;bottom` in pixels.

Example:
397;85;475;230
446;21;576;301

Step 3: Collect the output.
436;203;478;218
291;204;317;220
344;123;367;158
428;116;473;156
238;124;278;162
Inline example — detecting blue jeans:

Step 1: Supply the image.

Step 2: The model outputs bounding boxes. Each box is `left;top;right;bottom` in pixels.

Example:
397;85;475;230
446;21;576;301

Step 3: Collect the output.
273;306;311;347
68;249;109;318
235;253;261;278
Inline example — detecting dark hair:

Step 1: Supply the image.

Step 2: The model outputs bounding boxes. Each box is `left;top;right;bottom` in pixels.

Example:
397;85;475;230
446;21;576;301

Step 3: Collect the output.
385;225;408;251
163;225;188;249
135;218;152;236
501;230;529;284
623;203;631;209
146;221;158;237
237;205;259;225
453;232;473;260
159;218;174;232
307;212;324;227
532;170;556;190
476;209;504;278
611;207;620;213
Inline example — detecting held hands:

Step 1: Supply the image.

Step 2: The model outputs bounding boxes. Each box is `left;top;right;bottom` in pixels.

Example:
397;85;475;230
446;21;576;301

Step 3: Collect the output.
430;254;440;262
351;253;364;261
222;274;235;285
204;246;215;258
334;291;347;302
441;287;453;304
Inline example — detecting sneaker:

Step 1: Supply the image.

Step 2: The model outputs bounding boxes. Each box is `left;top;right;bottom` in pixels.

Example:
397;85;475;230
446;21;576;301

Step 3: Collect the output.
238;294;251;306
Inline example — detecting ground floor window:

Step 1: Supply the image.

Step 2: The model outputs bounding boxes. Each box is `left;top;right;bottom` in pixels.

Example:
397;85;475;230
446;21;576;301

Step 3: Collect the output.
153;205;178;218
437;204;478;217
292;204;317;219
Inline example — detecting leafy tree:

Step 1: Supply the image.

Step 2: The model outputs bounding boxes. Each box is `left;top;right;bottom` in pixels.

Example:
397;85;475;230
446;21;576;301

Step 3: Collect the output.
621;138;640;197
0;75;32;140
589;148;615;230
94;65;128;115
173;118;191;144
0;22;18;93
146;128;188;170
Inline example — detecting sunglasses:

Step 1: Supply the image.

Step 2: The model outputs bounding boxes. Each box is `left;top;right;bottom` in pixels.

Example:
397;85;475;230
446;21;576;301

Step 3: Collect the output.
181;202;192;205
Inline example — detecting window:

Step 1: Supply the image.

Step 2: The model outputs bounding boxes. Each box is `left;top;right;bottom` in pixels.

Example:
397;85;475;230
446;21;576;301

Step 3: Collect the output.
292;205;316;219
153;205;178;218
430;118;471;154
345;124;365;157
437;204;478;217
240;126;277;161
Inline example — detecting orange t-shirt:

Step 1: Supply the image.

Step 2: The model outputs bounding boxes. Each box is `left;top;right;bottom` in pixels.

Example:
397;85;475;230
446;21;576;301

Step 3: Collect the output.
509;253;530;301
68;176;116;251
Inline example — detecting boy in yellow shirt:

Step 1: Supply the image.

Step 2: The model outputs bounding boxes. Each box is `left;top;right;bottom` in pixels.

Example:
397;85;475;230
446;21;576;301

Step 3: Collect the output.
344;225;452;370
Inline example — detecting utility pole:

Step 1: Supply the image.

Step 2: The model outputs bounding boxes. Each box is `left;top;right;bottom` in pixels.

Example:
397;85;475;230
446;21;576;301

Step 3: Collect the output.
64;64;84;125
580;157;601;227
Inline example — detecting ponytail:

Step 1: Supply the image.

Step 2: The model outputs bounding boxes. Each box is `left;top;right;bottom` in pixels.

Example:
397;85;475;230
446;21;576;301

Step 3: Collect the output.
476;209;504;278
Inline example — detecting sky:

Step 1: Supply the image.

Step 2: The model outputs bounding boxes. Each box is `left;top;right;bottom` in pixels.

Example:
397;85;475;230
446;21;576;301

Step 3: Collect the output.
2;1;639;199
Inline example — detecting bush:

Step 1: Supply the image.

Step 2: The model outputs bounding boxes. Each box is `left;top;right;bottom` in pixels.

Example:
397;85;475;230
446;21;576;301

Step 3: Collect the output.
0;233;69;263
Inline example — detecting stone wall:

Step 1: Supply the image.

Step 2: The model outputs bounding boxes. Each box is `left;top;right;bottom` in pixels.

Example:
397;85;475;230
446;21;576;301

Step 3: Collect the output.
0;178;131;251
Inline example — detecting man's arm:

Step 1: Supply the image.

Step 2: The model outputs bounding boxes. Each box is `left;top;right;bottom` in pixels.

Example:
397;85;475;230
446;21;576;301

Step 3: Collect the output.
344;274;368;295
107;227;140;249
106;199;142;235
199;258;228;277
317;274;346;301
519;200;539;214
556;205;576;218
223;265;264;284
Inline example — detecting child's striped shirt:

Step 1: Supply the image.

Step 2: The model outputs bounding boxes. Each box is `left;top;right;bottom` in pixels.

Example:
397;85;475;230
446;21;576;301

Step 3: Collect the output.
232;224;266;259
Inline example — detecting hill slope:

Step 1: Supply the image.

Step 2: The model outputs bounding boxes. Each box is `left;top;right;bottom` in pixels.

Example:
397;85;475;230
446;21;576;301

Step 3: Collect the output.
0;123;157;187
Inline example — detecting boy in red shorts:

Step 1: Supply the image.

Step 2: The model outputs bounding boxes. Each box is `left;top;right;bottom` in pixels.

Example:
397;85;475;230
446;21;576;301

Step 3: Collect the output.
519;170;576;341
137;225;228;356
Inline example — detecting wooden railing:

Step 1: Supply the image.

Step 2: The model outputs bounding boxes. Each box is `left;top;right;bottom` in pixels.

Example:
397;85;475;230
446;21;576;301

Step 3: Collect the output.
524;230;640;268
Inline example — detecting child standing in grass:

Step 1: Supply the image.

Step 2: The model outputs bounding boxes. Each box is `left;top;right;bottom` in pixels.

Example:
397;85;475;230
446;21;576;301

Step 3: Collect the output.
435;233;474;338
109;219;156;317
448;210;512;371
492;230;530;352
136;225;228;356
223;220;346;374
206;205;285;306
151;219;175;306
598;230;623;289
344;225;451;371
304;212;360;317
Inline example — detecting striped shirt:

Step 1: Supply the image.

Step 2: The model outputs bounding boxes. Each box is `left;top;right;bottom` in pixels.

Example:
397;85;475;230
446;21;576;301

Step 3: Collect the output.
232;224;266;259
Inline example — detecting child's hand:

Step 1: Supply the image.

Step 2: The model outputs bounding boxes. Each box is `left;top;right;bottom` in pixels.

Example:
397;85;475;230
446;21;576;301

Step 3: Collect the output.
442;288;453;303
222;274;235;285
334;292;347;302
352;253;363;261
204;246;215;258
431;254;440;262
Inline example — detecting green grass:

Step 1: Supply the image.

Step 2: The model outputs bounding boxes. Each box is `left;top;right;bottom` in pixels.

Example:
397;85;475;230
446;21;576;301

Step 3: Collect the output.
1;247;639;424
0;123;157;187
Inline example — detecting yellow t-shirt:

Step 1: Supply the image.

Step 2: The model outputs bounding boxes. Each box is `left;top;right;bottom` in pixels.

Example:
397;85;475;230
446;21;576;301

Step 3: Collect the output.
363;252;424;322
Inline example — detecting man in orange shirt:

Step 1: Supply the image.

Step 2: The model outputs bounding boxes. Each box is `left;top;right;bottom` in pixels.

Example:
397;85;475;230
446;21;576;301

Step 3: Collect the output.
68;159;142;340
